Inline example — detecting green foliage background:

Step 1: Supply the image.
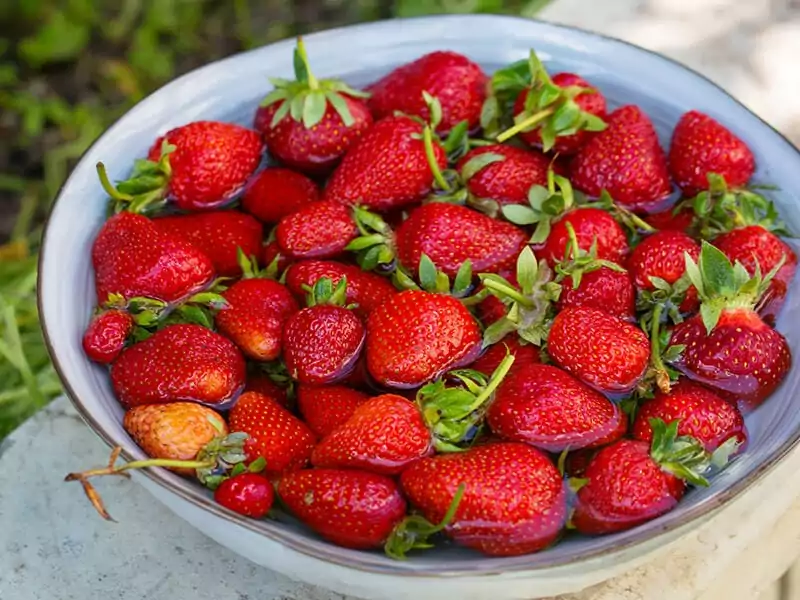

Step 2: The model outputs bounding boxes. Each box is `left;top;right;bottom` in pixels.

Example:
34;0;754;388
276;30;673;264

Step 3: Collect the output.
0;0;551;440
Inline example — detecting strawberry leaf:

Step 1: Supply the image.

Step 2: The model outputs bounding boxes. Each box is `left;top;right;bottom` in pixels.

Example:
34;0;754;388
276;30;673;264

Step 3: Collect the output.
302;91;327;129
460;152;505;182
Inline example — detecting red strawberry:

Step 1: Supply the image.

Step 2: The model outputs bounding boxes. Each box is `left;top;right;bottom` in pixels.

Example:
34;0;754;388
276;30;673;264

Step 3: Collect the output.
244;372;290;409
276;201;357;260
152;211;263;277
111;324;245;409
644;205;695;232
92;212;214;305
366;290;481;388
297;384;370;438
548;307;650;395
228;391;316;474
539;207;629;266
400;443;566;556
262;241;292;274
82;309;134;364
632;379;747;454
570;105;672;210
557;267;635;319
254;38;372;174
366;51;487;133
668;110;755;196
469;337;541;376
323;115;447;212
214;472;275;518
241;167;320;224
279;469;407;549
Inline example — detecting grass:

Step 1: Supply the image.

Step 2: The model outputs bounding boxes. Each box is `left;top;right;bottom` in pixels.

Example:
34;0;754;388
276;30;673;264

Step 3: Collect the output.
0;0;552;440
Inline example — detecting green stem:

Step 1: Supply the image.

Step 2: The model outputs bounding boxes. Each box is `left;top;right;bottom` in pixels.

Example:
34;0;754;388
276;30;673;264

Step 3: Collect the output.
496;107;554;143
296;36;318;90
649;303;671;393
423;126;450;192
470;354;515;410
96;162;132;202
481;278;535;308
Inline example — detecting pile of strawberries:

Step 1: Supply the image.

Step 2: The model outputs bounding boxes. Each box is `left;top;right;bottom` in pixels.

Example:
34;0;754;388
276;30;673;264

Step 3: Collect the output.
69;38;797;559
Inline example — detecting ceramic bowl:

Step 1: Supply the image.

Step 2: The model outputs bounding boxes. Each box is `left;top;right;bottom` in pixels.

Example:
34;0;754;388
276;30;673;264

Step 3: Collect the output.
39;14;800;600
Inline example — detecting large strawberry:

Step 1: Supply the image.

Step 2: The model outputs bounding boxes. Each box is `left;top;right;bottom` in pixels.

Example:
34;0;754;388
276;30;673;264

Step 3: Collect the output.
366;50;486;133
399;442;566;556
275;200;357;260
111;324;245;409
91;212;215;305
297;384;370;438
570;105;672;210
539;207;629;266
82;309;134;364
254;37;372;174
668;110;755;196
241;167;320;225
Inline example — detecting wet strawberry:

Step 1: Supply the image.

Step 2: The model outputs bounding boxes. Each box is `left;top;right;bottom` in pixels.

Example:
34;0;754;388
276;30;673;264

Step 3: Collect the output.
276;201;357;260
297;384;370;438
82;310;134;364
215;472;275;518
539;207;629;266
242;167;320;224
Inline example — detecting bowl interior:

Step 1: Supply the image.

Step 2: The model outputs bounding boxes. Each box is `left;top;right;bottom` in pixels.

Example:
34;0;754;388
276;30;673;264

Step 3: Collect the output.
40;14;800;575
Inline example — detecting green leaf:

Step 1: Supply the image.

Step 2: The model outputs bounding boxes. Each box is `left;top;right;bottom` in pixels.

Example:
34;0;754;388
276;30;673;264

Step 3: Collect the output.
418;254;439;291
583;113;607;132
502;204;538;226
460;153;505;181
698;241;735;297
293;46;308;82
530;219;552;245
443;120;470;158
325;91;355;127
699;302;723;334
270;101;291;127
302;91;327;128
453;261;473;296
516;247;538;296
289;93;305;122
552;100;580;131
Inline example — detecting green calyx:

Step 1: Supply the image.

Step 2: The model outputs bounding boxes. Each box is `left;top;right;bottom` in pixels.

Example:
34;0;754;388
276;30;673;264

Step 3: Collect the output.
302;276;350;308
393;254;475;300
587;190;655;244
344;206;397;273
501;168;575;244
554;221;626;289
260;36;370;130
648;418;710;487
99;140;175;216
196;431;259;490
635;301;684;398
237;247;283;281
480;57;533;139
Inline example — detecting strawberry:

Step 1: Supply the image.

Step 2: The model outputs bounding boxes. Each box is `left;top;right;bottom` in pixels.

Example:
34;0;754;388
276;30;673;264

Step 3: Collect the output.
644;204;695;232
214;472;275;518
366;290;481;388
91;212;214;305
262;241;292;275
82;309;134;364
297;384;370;438
254;37;372;174
152;211;263;277
570;105;672;210
366;51;487;133
469;337;541;376
548;306;650;395
666;242;791;411
278;469;407;549
632;379;747;454
276;201;357;260
539;207;629;266
399;442;566;556
111;324;245;409
489;363;625;452
242;167;319;224
668;110;755;196
228;391;316;474
244;372;290;409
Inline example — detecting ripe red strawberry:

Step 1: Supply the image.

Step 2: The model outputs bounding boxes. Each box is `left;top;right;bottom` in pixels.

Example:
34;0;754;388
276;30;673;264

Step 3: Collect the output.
632;379;747;454
366;51;487;132
228;391;316;474
297;384;370;438
242;167;320;224
644;205;695;232
152;211;263;277
395;203;527;277
570;105;672;210
92;212;215;305
244;372;290;409
111;324;245;409
216;278;299;361
276;201;357;260
214;472;275;518
557;267;635;319
489;364;624;452
261;241;292;274
366;290;481;388
323;115;447;212
254;38;372;174
399;443;566;556
668;110;755;196
548;306;650;395
82;309;134;364
539;207;629;266
469;337;540;376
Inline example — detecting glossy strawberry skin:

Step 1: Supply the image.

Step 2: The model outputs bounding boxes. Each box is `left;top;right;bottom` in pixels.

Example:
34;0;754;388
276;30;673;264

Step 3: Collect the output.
400;442;566;556
82;310;134;364
572;439;685;535
214;473;275;518
153;211;263;277
255;96;373;174
148;121;263;211
297;384;370;438
311;394;432;475
366;51;487;132
244;373;290;409
556;267;636;319
469;337;541;376
92;212;215;305
632;379;747;453
111;324;245;409
262;241;292;274
396;203;528;277
366;290;482;388
276;201;357;260
278;468;407;549
228;391;316;474
570;105;672;210
668;110;755;196
323;115;447;212
539;207;629;266
216;279;299;362
644;205;695;232
548;307;650;395
241;167;320;224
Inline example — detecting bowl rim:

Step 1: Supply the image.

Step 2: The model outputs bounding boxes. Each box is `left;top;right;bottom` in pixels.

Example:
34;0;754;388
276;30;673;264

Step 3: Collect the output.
38;12;800;577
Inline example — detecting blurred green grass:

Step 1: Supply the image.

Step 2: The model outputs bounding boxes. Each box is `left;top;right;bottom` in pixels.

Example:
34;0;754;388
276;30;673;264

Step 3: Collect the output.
0;0;551;440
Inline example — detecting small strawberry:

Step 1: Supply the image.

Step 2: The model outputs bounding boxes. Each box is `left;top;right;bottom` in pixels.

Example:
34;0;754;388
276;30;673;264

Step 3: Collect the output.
242;167;320;224
297;384;370;438
82;309;134;364
469;337;541;376
275;201;357;260
152;211;263;277
539;207;629;266
668;110;755;196
111;324;245;409
570;105;672;210
214;472;275;518
228;391;316;474
278;469;407;549
366;51;487;133
399;442;566;556
254;37;372;174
